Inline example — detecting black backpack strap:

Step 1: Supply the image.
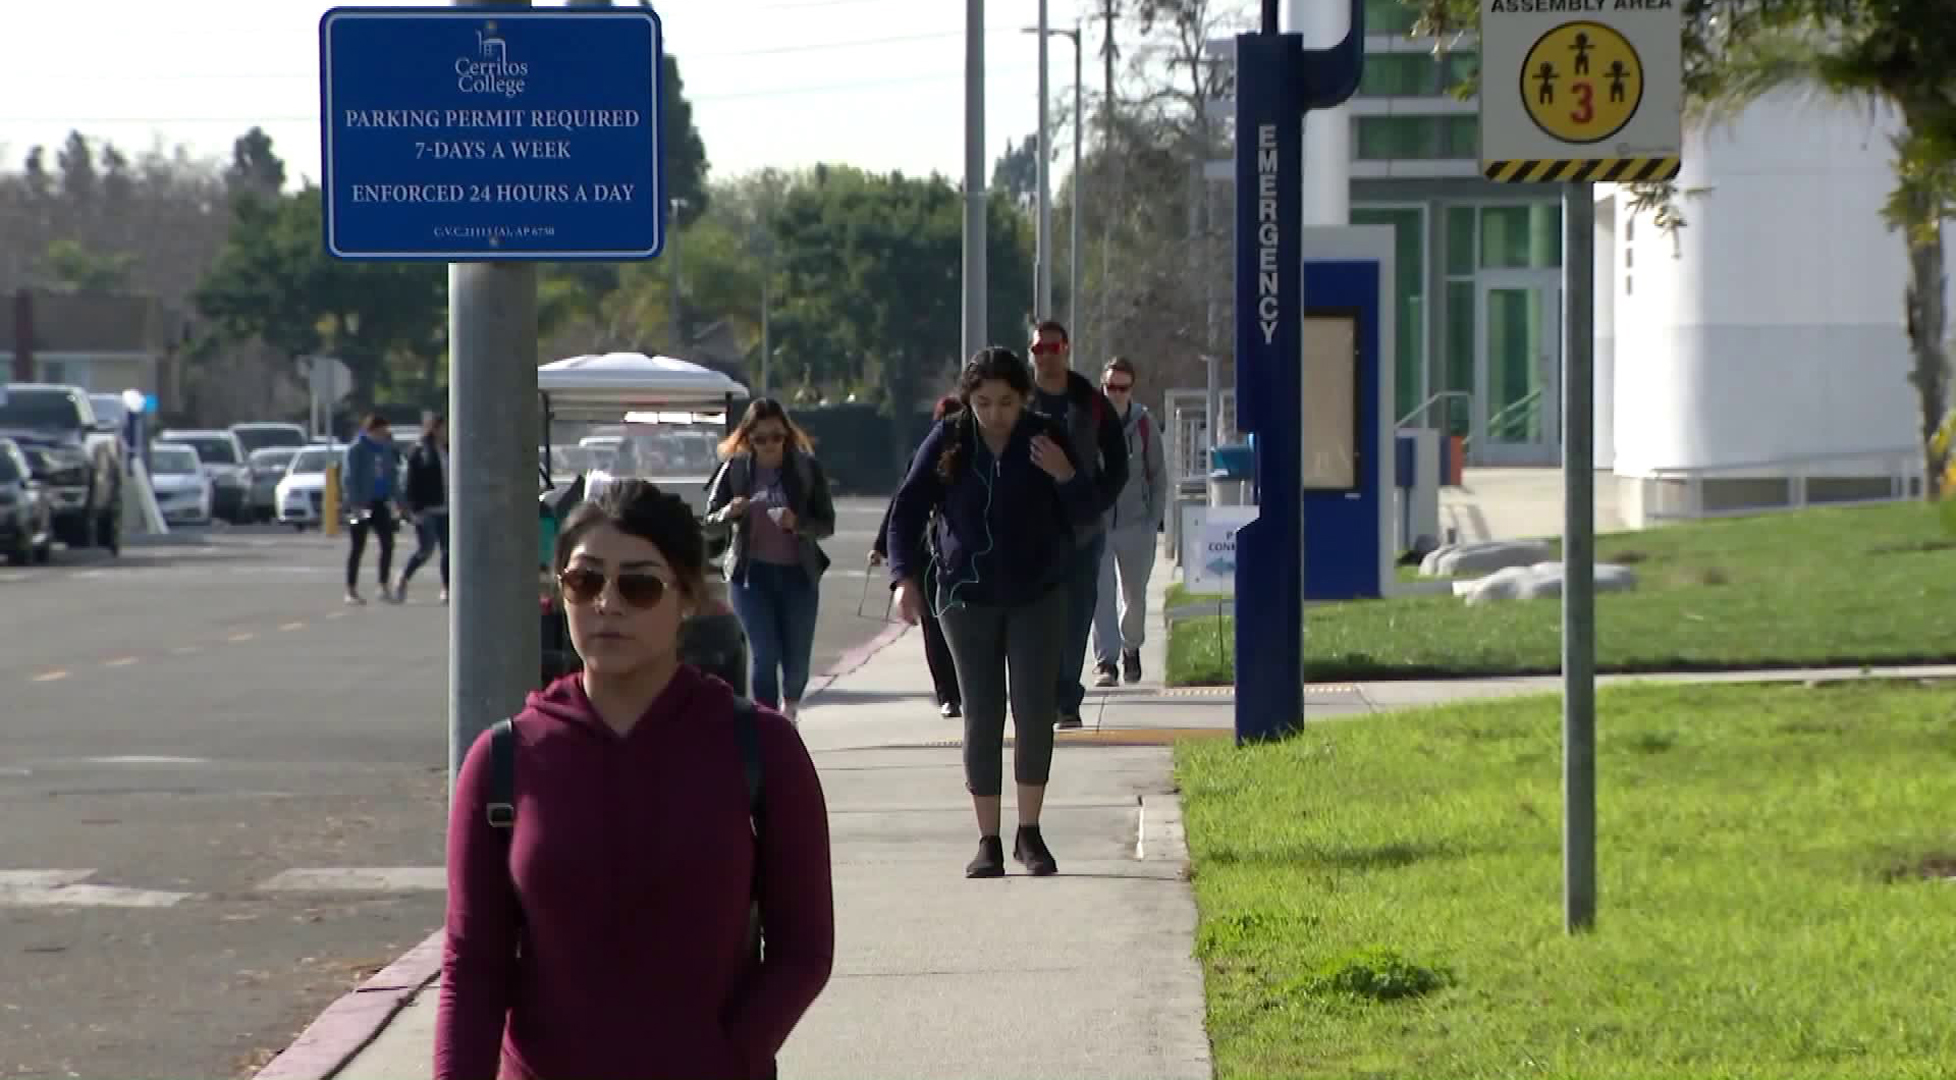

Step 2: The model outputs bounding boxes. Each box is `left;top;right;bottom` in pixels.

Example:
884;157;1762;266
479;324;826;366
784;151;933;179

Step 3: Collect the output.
488;718;517;831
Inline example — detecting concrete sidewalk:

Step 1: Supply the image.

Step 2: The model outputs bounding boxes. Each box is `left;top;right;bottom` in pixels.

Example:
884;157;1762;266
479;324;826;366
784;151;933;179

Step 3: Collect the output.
259;547;1228;1080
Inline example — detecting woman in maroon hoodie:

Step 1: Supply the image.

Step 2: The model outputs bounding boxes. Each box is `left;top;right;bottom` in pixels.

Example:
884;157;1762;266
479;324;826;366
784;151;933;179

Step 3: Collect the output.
436;480;835;1080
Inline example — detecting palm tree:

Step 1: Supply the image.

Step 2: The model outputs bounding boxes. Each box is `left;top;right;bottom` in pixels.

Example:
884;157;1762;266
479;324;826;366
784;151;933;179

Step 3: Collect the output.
1692;14;1956;497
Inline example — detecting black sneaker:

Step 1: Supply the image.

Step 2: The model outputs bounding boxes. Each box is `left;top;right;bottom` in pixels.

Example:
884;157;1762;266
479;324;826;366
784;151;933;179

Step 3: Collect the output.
966;835;1006;878
1013;825;1058;876
1055;712;1083;730
1092;663;1118;688
1123;649;1142;684
939;701;962;719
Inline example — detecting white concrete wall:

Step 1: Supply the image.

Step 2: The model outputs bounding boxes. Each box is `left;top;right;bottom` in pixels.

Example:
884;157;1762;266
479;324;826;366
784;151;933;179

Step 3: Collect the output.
1610;89;1941;476
1594;192;1617;469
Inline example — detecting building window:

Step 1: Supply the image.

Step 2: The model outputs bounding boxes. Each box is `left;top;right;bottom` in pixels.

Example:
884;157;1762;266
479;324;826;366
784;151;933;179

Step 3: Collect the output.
1356;116;1434;159
1359;54;1436;97
1351;206;1427;424
1442;51;1479;92
1442;280;1475;436
1479;204;1561;269
1354;116;1477;160
1445;206;1476;275
1364;0;1420;36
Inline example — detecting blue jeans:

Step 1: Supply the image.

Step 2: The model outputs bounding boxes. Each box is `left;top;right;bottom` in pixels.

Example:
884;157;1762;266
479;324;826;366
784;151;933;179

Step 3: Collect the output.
729;560;820;709
1055;533;1106;717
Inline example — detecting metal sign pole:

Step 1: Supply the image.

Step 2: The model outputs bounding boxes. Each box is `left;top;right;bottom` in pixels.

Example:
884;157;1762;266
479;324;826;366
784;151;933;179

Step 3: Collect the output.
1561;181;1596;932
1477;0;1680;931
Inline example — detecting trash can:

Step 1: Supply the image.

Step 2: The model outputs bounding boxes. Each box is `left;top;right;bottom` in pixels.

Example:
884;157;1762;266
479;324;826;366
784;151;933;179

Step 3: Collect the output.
1208;442;1254;506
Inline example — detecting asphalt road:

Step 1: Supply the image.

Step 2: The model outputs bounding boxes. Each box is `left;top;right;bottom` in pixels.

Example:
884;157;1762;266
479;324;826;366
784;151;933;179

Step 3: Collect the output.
0;499;888;1080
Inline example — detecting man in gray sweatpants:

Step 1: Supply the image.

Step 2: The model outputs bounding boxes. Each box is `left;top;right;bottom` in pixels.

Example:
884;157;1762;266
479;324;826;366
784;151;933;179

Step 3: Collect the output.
1091;357;1170;686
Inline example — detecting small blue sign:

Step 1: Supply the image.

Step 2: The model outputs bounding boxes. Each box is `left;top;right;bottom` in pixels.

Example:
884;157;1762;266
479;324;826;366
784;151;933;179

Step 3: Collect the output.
320;7;664;261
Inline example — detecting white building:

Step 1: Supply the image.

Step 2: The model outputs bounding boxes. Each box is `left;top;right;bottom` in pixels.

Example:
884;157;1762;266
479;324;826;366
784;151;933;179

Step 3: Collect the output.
1208;2;1942;524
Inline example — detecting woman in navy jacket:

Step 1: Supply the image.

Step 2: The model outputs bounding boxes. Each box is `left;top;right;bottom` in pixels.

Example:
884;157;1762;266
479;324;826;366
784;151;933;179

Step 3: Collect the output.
887;348;1098;878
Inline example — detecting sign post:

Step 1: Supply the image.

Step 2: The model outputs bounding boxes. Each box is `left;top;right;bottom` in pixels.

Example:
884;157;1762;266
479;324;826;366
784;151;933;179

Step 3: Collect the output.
1229;0;1362;745
319;4;665;802
1478;0;1681;932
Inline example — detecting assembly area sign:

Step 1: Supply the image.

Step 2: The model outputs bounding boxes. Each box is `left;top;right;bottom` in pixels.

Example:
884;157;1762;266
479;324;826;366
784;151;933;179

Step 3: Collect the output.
319;7;665;260
1478;0;1682;183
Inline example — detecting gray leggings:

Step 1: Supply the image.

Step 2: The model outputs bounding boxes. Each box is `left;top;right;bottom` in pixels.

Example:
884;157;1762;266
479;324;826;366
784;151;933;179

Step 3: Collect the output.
939;585;1067;797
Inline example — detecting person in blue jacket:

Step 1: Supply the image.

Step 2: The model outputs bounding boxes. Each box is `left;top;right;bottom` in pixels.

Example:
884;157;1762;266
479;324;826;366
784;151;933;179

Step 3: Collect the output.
887;347;1098;879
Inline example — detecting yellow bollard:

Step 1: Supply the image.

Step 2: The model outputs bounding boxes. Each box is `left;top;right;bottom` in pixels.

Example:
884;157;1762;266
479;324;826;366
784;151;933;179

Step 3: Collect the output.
323;464;341;537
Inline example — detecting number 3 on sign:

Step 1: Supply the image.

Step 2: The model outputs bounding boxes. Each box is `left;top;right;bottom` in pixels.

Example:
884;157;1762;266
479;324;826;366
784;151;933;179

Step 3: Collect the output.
1570;82;1593;125
1521;20;1642;145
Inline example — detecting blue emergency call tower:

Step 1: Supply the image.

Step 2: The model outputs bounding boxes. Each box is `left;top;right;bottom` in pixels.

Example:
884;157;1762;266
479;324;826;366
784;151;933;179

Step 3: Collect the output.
1231;3;1365;744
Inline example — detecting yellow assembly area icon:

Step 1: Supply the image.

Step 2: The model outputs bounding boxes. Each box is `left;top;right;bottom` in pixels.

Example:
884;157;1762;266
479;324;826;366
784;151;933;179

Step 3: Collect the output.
1520;21;1642;145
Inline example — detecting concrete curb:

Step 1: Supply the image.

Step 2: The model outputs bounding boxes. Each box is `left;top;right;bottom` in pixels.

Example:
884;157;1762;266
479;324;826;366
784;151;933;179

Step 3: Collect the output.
802;620;911;704
252;930;445;1080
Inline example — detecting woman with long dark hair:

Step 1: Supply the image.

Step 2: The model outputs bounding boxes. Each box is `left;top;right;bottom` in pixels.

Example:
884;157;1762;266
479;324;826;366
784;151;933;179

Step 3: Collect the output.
886;349;1097;878
871;394;964;718
706;399;836;722
437;480;834;1080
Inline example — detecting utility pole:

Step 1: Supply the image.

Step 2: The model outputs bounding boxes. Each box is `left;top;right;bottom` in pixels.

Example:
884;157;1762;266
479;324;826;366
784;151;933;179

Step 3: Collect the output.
1035;0;1053;321
962;0;987;361
448;0;541;796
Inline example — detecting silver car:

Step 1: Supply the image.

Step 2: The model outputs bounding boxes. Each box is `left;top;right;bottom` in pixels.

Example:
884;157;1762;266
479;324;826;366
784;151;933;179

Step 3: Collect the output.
148;444;213;526
246;447;299;522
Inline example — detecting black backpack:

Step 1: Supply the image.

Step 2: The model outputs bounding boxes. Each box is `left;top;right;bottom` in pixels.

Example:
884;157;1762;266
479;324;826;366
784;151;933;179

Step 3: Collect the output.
486;697;767;960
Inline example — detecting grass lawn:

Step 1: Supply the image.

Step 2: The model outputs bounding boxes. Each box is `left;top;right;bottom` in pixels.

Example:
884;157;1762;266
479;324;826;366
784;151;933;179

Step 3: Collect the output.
1166;502;1956;685
1174;680;1956;1079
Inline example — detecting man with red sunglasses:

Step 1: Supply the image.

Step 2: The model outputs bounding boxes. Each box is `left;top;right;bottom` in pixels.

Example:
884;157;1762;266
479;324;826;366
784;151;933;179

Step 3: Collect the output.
1026;320;1130;729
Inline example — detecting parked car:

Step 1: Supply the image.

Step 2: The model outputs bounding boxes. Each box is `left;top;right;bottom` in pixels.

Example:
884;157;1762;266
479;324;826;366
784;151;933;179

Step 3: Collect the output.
88;393;139;459
0;437;54;566
156;429;250;523
148;443;213;526
0;383;122;552
246;447;299;522
275;445;341;530
231;422;309;455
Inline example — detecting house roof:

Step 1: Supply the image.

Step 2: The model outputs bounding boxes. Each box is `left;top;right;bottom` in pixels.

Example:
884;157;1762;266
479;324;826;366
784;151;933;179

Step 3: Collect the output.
0;289;183;355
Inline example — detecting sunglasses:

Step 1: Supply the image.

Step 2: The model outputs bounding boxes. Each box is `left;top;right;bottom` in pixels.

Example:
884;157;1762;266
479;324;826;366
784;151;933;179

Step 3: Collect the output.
557;567;670;608
1030;341;1067;357
1103;381;1133;393
749;432;785;446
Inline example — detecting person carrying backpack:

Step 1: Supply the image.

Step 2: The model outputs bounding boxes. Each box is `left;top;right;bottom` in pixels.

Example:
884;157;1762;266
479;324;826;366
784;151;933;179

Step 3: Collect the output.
1024;320;1130;729
1091;357;1170;685
705;399;837;722
436;480;835;1080
887;348;1099;878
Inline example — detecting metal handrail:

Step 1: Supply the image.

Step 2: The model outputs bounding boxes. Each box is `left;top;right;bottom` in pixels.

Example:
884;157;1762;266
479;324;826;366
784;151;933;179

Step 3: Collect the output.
1396;389;1470;430
1482;385;1543;442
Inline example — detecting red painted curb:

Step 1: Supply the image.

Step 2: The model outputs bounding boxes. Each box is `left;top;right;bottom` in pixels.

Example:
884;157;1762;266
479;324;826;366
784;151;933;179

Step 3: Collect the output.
802;620;911;703
253;929;446;1080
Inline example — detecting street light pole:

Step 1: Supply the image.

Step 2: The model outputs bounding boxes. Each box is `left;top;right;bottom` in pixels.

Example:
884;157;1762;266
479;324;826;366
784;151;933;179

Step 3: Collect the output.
962;0;987;361
1026;24;1083;368
1035;0;1052;321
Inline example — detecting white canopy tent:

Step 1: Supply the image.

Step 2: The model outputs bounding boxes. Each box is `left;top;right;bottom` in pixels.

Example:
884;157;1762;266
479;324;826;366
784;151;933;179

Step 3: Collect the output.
537;352;750;418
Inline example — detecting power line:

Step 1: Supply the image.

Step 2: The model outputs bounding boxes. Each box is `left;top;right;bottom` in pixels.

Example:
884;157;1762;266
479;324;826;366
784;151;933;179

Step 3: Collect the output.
3;26;1031;81
0;62;1044;125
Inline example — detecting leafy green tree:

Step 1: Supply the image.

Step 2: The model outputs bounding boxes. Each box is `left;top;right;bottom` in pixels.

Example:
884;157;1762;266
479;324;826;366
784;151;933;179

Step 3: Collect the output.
193;187;446;406
766;167;1034;452
40;238;136;294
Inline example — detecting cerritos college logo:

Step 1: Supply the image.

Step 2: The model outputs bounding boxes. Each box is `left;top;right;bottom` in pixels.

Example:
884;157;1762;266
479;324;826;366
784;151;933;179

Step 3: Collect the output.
457;23;528;98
